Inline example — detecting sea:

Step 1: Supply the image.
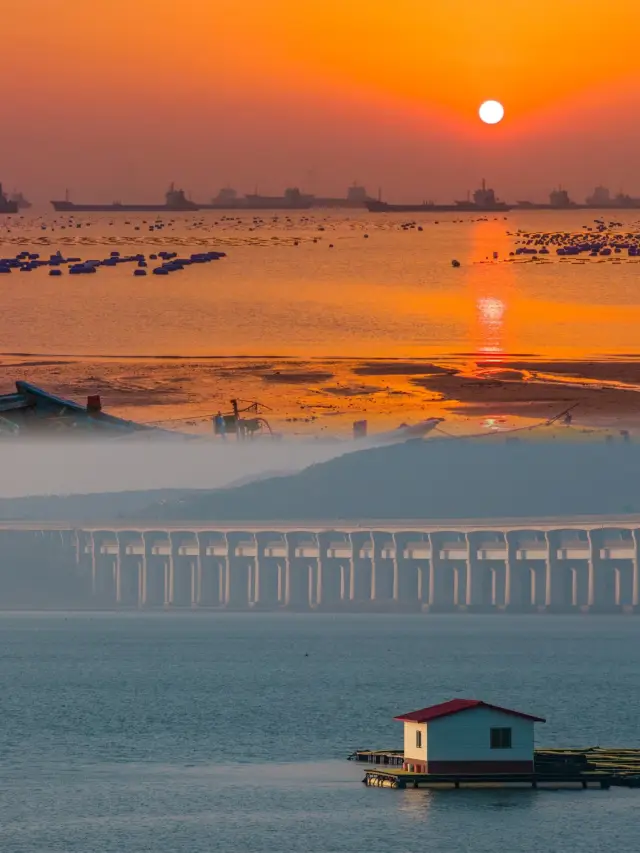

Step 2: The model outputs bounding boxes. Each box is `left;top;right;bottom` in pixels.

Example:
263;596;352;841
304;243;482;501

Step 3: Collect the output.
1;612;639;853
1;209;640;359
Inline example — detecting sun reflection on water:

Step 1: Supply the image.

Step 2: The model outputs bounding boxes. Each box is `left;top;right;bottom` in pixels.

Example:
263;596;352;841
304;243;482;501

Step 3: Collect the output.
466;220;515;360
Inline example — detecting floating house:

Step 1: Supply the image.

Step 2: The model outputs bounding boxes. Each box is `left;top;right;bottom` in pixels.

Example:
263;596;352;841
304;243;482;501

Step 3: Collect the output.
352;701;640;789
395;698;546;775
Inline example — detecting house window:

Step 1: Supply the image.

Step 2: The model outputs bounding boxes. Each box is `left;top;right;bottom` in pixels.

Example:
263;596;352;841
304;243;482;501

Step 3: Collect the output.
490;727;512;749
416;730;422;749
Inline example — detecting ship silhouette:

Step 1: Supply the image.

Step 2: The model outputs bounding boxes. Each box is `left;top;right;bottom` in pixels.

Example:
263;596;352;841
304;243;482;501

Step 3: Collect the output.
367;179;511;213
51;184;199;213
201;184;374;210
0;184;19;214
10;191;31;210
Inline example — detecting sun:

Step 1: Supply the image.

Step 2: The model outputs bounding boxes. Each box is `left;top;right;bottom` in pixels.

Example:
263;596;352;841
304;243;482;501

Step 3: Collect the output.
479;100;505;125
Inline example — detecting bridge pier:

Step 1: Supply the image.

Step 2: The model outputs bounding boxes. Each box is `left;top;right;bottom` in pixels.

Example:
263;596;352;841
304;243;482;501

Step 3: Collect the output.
1;520;640;613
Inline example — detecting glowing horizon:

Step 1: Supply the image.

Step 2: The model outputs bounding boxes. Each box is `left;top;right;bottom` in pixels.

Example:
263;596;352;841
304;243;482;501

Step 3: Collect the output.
3;0;640;202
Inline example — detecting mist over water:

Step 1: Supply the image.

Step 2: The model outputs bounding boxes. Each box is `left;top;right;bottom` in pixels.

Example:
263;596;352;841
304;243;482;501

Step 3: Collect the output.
0;438;352;499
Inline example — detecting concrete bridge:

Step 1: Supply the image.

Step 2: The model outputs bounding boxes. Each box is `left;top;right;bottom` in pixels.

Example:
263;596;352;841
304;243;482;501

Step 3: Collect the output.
1;516;639;612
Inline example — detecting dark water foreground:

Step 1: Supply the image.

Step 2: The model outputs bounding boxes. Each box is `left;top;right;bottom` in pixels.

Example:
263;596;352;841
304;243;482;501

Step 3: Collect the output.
0;613;638;852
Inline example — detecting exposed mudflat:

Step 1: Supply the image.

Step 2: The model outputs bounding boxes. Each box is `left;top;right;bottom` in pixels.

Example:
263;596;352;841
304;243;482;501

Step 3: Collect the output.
2;353;640;439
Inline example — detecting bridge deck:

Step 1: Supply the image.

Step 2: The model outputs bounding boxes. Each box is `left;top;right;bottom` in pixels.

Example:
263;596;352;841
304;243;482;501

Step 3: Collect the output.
1;514;640;532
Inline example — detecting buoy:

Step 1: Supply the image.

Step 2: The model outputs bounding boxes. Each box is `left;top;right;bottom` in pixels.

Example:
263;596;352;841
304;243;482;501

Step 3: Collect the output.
451;259;461;268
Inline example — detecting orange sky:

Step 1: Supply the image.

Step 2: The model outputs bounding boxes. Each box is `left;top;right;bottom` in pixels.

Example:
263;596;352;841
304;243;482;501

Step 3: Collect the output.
3;0;640;202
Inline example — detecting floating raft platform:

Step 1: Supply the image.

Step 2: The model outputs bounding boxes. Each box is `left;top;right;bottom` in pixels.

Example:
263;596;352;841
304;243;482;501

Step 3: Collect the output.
349;749;404;767
349;747;640;790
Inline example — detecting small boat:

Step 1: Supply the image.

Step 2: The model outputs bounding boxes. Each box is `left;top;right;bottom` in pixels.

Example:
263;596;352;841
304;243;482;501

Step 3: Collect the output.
0;381;196;439
361;418;444;446
51;184;199;213
10;191;31;210
0;183;18;214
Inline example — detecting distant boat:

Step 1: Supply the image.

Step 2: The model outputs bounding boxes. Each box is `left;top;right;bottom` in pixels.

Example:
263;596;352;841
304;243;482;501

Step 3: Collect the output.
208;187;242;208
310;184;376;209
367;181;511;213
360;418;444;446
513;187;640;211
200;187;314;210
201;184;374;210
50;184;199;213
0;183;18;214
367;200;511;213
10;191;31;210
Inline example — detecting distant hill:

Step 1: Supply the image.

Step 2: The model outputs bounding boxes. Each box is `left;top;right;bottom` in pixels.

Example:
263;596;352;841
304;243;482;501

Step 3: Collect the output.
0;469;294;522
0;490;202;522
134;438;640;522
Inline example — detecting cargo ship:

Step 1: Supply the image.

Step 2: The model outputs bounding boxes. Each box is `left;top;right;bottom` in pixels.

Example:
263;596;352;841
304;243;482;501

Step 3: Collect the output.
0;184;19;214
51;184;199;213
509;187;640;211
200;187;314;210
10;191;31;210
201;184;376;210
310;184;376;209
243;187;313;210
366;180;511;213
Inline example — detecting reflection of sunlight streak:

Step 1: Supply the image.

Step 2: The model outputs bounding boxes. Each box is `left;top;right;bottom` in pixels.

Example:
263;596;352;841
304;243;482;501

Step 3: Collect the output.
482;417;509;431
399;787;538;817
466;221;515;359
477;296;506;356
478;297;505;323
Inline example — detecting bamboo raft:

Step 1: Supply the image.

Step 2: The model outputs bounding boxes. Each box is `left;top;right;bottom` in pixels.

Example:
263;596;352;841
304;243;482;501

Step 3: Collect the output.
348;747;640;790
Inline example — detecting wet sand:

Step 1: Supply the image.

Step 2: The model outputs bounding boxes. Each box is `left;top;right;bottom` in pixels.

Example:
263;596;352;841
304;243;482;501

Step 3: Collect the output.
2;354;640;439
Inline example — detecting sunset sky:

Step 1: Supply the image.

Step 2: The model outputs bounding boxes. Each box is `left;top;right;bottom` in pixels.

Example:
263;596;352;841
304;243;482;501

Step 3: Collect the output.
3;0;640;202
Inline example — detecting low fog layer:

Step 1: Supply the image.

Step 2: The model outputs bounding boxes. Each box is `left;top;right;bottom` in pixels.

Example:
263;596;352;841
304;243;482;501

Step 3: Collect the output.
138;439;640;521
0;438;356;500
4;438;640;523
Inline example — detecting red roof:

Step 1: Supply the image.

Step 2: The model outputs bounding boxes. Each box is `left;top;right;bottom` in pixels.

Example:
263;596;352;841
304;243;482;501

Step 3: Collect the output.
394;699;546;724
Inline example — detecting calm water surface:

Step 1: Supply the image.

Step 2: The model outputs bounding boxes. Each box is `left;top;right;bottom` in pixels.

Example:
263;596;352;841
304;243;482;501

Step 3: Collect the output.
0;613;639;852
1;210;640;358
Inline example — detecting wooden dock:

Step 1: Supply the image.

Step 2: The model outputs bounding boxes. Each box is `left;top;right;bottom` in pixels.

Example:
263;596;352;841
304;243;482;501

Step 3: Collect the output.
349;747;640;790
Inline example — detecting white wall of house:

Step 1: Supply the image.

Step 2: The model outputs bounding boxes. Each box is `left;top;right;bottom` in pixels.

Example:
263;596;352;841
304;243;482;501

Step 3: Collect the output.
403;721;427;762
425;707;535;763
